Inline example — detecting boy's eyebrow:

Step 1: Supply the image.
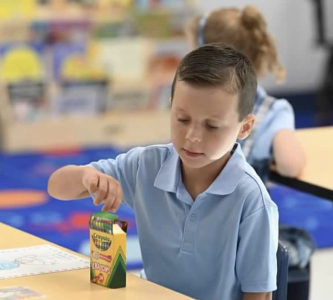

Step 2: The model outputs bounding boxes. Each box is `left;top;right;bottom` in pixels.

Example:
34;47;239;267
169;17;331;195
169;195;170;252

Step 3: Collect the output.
175;107;223;121
207;115;223;120
174;107;186;112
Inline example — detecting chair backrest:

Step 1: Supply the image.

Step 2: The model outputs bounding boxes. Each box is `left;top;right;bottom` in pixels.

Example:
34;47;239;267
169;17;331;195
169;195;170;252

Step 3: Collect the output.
272;241;289;300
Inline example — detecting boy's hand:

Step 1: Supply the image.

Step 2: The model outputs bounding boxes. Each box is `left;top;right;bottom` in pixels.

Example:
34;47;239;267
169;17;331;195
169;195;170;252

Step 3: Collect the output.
82;168;123;212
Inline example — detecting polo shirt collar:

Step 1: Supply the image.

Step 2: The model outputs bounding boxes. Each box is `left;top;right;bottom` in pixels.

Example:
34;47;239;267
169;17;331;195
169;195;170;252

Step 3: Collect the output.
256;85;267;99
206;143;246;195
154;144;246;195
154;146;180;193
253;85;267;114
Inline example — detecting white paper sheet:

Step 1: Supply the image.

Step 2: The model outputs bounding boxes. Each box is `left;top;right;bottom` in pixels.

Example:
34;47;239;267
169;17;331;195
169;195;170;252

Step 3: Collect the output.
0;286;44;299
0;245;90;279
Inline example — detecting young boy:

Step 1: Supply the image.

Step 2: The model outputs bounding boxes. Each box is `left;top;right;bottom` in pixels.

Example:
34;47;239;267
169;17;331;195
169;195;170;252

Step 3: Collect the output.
48;44;278;300
187;8;311;300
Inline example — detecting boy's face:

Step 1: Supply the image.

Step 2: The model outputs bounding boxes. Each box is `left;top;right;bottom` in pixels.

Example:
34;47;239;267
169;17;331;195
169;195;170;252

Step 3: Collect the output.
170;81;255;170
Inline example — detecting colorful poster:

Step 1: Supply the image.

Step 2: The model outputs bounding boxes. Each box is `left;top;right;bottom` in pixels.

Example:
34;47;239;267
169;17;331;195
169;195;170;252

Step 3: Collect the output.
53;42;107;81
0;44;44;82
52;43;86;80
95;37;152;82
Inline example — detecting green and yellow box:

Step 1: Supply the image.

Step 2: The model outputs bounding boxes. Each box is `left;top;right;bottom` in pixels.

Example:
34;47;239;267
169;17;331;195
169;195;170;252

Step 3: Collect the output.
89;212;127;288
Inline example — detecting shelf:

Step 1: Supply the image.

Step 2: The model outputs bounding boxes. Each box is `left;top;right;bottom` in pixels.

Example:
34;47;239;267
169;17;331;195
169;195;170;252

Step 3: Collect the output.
0;111;170;153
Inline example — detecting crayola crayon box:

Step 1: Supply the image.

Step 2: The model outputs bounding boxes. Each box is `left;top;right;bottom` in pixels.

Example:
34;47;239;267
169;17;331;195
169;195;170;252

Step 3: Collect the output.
89;212;127;288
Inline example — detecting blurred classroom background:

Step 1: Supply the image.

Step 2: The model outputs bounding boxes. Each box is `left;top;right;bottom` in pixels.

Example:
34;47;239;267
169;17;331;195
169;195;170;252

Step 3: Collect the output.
0;0;333;299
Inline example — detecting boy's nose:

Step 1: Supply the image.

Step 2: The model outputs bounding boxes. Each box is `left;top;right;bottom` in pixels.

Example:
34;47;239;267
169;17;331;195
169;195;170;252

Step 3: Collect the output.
186;127;202;143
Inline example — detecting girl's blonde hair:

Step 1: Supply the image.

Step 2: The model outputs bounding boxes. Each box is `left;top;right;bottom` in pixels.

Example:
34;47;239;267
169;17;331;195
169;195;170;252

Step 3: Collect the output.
186;5;285;83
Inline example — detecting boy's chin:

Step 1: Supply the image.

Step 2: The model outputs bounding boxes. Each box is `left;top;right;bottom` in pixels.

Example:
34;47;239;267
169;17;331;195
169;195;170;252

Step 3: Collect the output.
180;156;209;169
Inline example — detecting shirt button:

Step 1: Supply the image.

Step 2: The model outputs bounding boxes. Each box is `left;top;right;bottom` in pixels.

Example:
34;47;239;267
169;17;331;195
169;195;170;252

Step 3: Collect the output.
190;214;197;221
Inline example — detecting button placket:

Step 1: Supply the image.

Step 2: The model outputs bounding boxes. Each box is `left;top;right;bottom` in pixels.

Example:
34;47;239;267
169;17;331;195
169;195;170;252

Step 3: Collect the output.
190;214;197;221
181;210;199;254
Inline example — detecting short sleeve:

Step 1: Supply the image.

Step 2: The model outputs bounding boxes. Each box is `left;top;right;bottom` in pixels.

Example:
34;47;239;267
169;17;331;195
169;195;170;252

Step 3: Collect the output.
88;147;143;207
236;191;279;292
250;99;295;162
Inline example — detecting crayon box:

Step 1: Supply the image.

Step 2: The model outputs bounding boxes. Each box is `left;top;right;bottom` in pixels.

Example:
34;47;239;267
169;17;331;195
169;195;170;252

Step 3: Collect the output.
89;211;127;288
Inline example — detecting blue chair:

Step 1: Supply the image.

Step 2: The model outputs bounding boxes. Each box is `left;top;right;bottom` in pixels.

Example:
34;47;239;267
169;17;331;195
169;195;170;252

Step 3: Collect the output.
273;241;289;300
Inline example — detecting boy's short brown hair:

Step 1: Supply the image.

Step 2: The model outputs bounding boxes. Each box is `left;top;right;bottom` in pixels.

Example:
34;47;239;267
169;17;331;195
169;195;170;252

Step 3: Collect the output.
171;43;257;121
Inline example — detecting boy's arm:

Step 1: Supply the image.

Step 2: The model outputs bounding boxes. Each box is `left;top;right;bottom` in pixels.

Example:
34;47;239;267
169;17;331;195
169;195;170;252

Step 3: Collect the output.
236;190;278;297
48;147;142;209
48;165;90;200
48;165;123;211
273;129;306;177
242;292;272;300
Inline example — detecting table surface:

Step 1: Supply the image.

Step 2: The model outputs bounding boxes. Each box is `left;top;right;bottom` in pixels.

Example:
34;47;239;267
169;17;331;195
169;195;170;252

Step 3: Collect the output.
0;222;194;300
270;126;333;201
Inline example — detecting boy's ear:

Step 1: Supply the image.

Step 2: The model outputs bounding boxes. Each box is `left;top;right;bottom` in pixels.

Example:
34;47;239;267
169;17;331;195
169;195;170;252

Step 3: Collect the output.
237;114;256;140
169;96;173;106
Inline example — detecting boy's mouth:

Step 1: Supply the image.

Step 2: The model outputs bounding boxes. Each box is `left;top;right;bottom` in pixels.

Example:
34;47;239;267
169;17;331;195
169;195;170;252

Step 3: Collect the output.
182;148;204;158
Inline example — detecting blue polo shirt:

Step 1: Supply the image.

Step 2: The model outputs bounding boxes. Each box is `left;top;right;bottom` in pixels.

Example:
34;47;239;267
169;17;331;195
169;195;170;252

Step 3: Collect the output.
245;85;295;165
89;143;279;300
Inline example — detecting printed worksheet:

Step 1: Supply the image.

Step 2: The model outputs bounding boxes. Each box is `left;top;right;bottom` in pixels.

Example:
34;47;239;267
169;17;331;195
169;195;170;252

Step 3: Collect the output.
0;286;44;300
0;245;89;279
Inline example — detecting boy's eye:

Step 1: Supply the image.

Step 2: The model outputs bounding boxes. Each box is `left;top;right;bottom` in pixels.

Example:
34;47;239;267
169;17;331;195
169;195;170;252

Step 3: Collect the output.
177;118;190;123
206;124;219;130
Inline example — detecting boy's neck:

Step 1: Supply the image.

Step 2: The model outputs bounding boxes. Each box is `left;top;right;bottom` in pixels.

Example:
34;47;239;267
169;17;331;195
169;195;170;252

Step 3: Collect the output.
181;151;232;200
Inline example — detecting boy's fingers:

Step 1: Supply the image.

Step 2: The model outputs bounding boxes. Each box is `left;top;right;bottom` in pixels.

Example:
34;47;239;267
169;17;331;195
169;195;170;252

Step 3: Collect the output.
94;177;108;206
118;183;123;202
88;176;98;194
101;203;109;212
102;180;117;211
110;183;123;212
89;184;98;194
